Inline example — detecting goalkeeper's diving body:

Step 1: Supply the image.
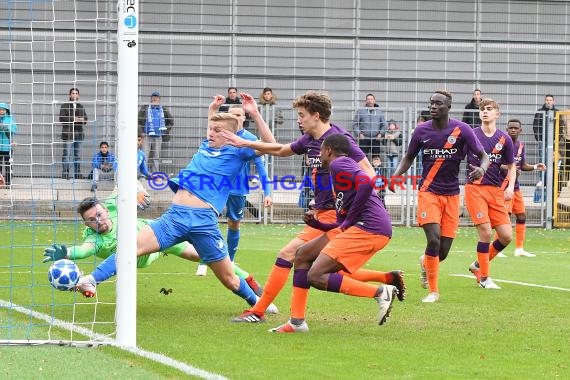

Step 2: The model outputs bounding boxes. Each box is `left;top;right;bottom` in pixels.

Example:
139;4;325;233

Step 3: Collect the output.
43;188;276;313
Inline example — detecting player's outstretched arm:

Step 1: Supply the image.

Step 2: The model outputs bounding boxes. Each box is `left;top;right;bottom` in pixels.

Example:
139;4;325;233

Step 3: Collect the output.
208;95;225;119
388;153;415;192
221;129;294;156
521;162;546;172
239;92;276;144
43;242;98;262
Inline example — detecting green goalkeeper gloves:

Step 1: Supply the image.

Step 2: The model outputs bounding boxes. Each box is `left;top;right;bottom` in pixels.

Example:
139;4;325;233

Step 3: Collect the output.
43;244;68;263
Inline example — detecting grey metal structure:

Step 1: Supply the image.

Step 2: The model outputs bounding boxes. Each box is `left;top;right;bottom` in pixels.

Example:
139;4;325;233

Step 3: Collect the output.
0;0;567;226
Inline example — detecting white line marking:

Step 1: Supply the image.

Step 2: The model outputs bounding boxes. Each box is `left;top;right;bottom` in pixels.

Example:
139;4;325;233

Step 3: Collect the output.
0;299;228;380
450;274;570;292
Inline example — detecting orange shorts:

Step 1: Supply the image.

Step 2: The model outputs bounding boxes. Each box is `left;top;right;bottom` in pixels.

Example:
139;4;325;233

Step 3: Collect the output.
297;209;341;242
464;184;510;227
505;189;525;215
322;226;390;274
417;191;460;238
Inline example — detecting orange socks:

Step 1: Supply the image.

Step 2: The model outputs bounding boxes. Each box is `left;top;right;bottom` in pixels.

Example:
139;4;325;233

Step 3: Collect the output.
344;268;390;284
251;258;292;314
424;255;439;293
339;275;378;298
515;221;526;249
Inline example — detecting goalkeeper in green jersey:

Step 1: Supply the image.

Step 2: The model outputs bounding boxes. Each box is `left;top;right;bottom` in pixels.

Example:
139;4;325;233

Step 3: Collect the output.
43;189;274;312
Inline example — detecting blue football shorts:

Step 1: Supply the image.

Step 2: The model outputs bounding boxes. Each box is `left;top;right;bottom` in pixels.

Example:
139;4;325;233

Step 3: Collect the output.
225;194;246;221
149;204;228;263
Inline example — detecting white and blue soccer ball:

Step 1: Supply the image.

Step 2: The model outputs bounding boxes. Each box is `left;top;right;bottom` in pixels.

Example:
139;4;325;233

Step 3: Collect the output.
48;259;81;291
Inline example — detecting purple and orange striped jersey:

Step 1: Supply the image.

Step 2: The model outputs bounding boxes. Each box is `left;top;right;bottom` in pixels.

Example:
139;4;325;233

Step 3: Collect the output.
407;118;483;195
329;156;392;237
290;124;365;210
466;127;514;187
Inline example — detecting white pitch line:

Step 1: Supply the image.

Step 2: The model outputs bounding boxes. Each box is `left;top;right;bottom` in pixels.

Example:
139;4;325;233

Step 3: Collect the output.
450;274;570;292
0;299;228;380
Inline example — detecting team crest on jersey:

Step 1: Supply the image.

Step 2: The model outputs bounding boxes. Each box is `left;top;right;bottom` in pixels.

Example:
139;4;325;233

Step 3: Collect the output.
495;143;503;151
476;211;484;219
447;136;457;145
421;211;427;219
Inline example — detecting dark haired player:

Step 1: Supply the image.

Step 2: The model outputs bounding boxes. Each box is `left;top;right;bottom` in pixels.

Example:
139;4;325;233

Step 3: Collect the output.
389;90;489;303
267;133;398;332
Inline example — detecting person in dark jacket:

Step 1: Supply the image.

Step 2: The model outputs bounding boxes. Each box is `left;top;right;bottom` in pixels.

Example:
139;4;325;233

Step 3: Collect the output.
533;94;565;160
60;87;87;179
352;93;386;158
462;89;482;129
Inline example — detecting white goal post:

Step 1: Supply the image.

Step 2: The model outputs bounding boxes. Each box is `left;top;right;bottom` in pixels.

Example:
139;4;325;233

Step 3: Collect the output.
0;0;138;347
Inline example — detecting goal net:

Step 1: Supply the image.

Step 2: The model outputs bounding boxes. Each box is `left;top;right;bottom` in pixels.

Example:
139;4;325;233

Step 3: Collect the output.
0;0;120;345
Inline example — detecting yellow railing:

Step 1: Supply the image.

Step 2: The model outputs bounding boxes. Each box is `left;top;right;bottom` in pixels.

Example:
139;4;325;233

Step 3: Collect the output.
553;110;570;228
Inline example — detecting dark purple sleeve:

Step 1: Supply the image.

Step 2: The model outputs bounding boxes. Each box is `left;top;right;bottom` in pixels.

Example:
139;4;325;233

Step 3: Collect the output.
331;159;371;230
405;129;422;157
290;134;309;155
463;125;485;155
502;135;515;165
305;218;339;232
346;133;366;163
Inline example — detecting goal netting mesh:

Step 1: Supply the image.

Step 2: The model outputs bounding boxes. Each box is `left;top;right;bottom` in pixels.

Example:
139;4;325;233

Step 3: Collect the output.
0;0;118;345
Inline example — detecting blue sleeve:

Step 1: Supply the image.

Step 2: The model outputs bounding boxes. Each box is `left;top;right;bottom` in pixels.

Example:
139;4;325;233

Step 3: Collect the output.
92;153;100;169
139;157;150;177
254;155;271;196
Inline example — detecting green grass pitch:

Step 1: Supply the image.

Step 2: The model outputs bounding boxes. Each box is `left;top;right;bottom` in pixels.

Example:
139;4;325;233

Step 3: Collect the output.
1;223;569;379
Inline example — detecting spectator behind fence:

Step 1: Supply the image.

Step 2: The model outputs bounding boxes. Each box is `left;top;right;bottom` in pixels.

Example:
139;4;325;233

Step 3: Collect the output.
462;89;482;129
384;119;403;175
352;93;386;158
90;141;117;193
0;103;17;186
533;94;565;189
138;91;174;173
221;87;253;131
258;87;284;133
60;87;87;179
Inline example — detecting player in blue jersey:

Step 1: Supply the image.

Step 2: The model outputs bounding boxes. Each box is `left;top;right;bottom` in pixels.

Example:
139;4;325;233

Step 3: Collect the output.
134;95;278;312
195;96;273;280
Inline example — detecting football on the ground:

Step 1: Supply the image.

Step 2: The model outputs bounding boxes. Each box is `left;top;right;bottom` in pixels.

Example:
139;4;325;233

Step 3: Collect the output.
48;259;81;291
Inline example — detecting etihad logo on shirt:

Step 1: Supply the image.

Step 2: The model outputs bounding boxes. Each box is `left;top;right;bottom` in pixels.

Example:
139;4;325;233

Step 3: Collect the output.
488;153;503;162
423;148;458;157
307;156;322;168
